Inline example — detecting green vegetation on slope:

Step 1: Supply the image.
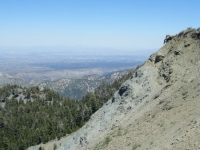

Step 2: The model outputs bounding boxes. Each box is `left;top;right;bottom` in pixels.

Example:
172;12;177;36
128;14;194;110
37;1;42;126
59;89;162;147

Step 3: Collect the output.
0;67;139;150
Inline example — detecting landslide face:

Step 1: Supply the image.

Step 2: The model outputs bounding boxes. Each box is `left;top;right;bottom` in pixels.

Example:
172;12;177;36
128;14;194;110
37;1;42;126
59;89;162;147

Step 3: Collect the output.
28;27;200;150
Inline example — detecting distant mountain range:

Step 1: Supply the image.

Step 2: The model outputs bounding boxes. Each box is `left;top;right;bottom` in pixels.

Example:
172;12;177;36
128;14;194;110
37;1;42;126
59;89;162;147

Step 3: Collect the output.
0;69;131;99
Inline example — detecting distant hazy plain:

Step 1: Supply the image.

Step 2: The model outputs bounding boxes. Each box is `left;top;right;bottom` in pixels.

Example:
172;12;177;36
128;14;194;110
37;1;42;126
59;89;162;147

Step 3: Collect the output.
0;47;149;80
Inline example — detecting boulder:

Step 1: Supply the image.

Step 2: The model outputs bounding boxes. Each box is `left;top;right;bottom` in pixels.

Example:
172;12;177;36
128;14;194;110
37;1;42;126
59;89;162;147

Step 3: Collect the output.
155;55;165;63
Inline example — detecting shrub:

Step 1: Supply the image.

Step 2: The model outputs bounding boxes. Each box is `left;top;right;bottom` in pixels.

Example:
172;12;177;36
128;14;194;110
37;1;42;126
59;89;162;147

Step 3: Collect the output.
94;136;112;150
182;91;188;96
53;143;57;150
117;130;122;136
187;27;193;30
104;136;111;145
132;143;141;150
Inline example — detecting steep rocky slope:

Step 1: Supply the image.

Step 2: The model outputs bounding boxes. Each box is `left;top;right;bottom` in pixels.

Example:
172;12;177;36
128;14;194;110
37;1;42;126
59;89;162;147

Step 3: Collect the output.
28;27;200;150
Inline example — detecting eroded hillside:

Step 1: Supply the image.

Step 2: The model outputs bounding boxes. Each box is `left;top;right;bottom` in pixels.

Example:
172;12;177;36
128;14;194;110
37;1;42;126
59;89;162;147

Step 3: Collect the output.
28;27;200;150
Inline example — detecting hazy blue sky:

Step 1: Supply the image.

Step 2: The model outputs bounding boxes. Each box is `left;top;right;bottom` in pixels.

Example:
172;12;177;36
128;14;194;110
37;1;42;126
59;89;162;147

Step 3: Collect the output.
0;0;200;52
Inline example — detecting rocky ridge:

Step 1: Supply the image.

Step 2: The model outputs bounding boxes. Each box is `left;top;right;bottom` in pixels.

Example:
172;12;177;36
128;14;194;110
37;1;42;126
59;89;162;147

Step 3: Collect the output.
28;27;200;150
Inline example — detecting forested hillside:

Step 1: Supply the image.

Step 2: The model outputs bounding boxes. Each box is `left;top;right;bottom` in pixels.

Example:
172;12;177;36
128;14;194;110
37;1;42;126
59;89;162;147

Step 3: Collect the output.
0;67;138;150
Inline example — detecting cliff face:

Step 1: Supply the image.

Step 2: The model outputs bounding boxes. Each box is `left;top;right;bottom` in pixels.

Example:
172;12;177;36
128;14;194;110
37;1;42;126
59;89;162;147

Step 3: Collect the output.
28;27;200;150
